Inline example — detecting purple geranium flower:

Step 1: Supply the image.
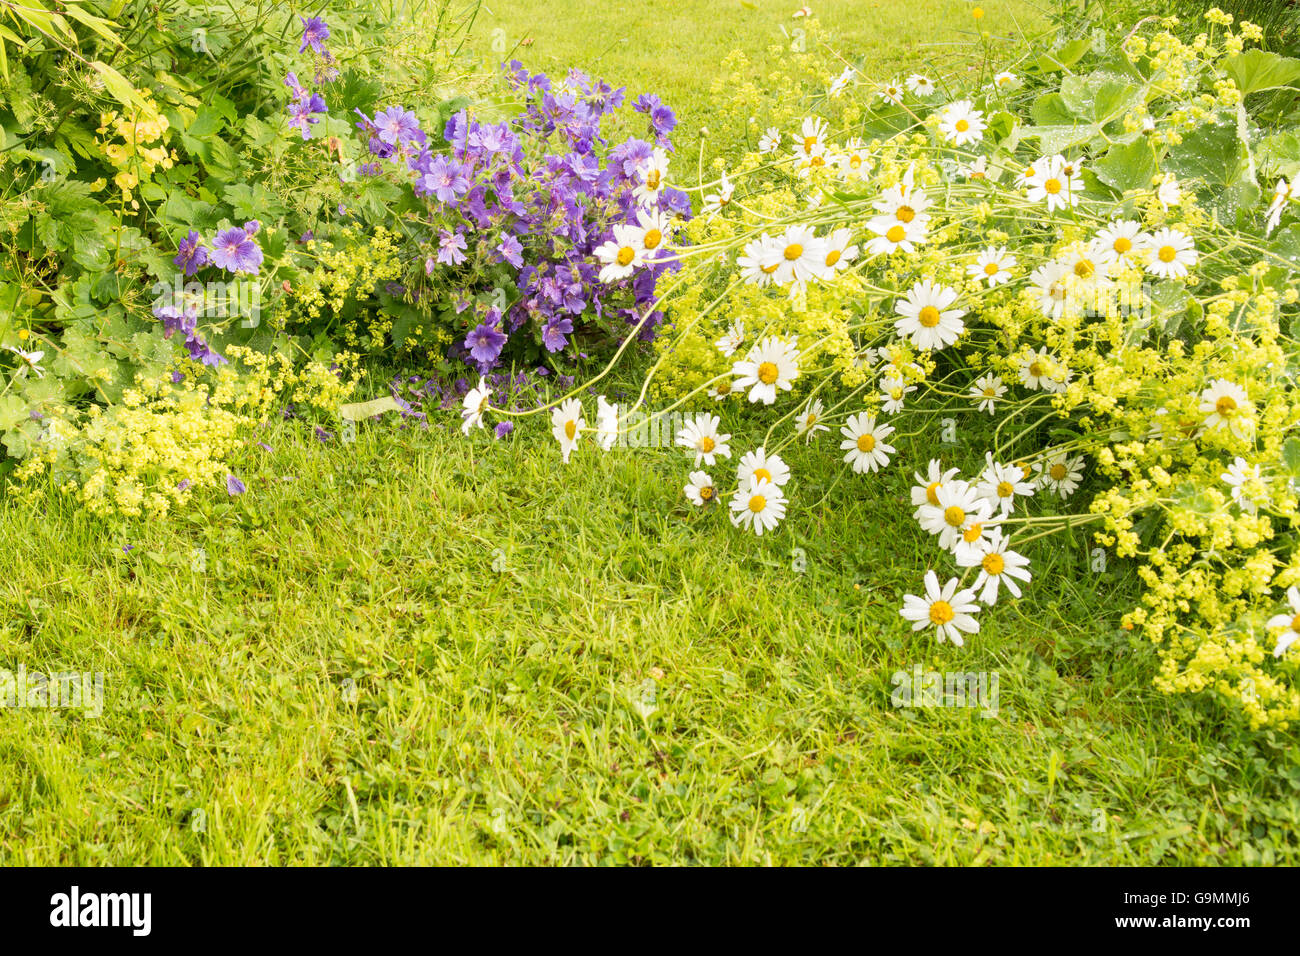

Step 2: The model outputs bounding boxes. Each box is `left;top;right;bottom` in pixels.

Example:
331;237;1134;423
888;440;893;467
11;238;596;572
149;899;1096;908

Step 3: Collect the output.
496;235;524;269
465;322;507;366
374;106;423;146
541;316;573;352
210;226;263;274
299;16;330;54
173;230;209;276
417;155;470;203
226;474;246;496
495;421;514;440
437;230;468;266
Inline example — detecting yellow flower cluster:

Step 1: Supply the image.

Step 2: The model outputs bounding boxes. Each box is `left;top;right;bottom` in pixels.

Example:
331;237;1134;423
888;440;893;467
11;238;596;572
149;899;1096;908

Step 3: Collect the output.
287;226;404;350
95;91;176;208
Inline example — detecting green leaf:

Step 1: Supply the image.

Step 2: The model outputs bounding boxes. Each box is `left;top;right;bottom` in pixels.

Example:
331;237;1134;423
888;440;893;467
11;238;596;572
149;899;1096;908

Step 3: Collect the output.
89;60;145;111
1165;119;1242;190
1224;50;1300;96
1035;36;1092;73
1094;139;1157;194
1282;437;1300;476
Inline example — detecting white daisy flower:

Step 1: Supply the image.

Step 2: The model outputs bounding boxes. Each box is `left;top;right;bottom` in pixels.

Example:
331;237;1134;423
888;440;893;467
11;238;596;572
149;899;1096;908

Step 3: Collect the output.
834;138;872;181
911;459;961;517
729;478;787;535
1199;379;1253;439
793;116;829;160
737;233;782;287
461;377;491;435
758;127;782;154
992;71;1021;92
684;470;718;507
906;73;936;97
737;446;791;490
710;379;736;401
1018;348;1061;392
917;479;992;551
551;397;585;464
676;412;732;466
702;171;734;219
1036;450;1084;497
939;99;986;147
596;395;619;451
976;455;1036;515
594;223;646;283
732;336;801;404
716;321;745;358
1266;586;1300;658
893;279;966;350
634;207;675;259
1221;457;1266;514
872;173;933;225
820;227;859;274
1025;154;1082;211
880;374;917;414
1029;261;1071;319
864;216;925;256
968;246;1017;286
839;412;895;473
796;398;830;442
1145;227;1198;279
5;345;44;379
1091;219;1150;266
899;570;980;646
879;78;905;105
762;226;829;284
956;529;1032;605
632;147;670;207
828;66;856;98
969;374;1007;414
1157;175;1181;208
1265;177;1295;235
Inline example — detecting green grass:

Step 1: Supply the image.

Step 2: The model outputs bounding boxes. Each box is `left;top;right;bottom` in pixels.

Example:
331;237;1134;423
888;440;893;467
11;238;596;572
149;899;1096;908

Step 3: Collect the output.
465;0;1051;153
1;406;1297;864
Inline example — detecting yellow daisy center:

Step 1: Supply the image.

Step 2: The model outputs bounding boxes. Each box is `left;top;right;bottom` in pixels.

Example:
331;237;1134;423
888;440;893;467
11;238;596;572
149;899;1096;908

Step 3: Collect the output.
886;225;906;243
929;600;955;625
857;433;876;452
962;523;984;543
955;119;970;132
944;505;966;527
748;494;766;513
643;228;662;249
1158;245;1177;263
1049;463;1067;481
700;486;715;500
984;262;1000;276
699;436;716;453
1290;613;1300;632
564;420;577;440
645;170;661;190
982;553;1005;575
996;480;1014;498
926;481;941;505
1074;259;1094;278
784;243;804;260
1043;178;1062;195
918;305;941;328
1216;395;1238;415
896;205;916;223
617;247;635;266
716;380;732;395
757;361;780;385
825;249;842;267
803;135;818;152
1029;361;1045;377
753;467;772;482
1113;236;1132;253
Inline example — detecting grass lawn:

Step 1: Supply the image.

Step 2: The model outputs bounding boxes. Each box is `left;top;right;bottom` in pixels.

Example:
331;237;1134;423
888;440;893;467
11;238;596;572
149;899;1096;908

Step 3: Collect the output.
2;0;1298;866
2;400;1297;864
465;0;1050;149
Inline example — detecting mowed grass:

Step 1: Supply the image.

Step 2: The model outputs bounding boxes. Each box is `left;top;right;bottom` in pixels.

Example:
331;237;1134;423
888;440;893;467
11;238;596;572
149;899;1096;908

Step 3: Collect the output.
1;403;1297;864
465;0;1050;146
